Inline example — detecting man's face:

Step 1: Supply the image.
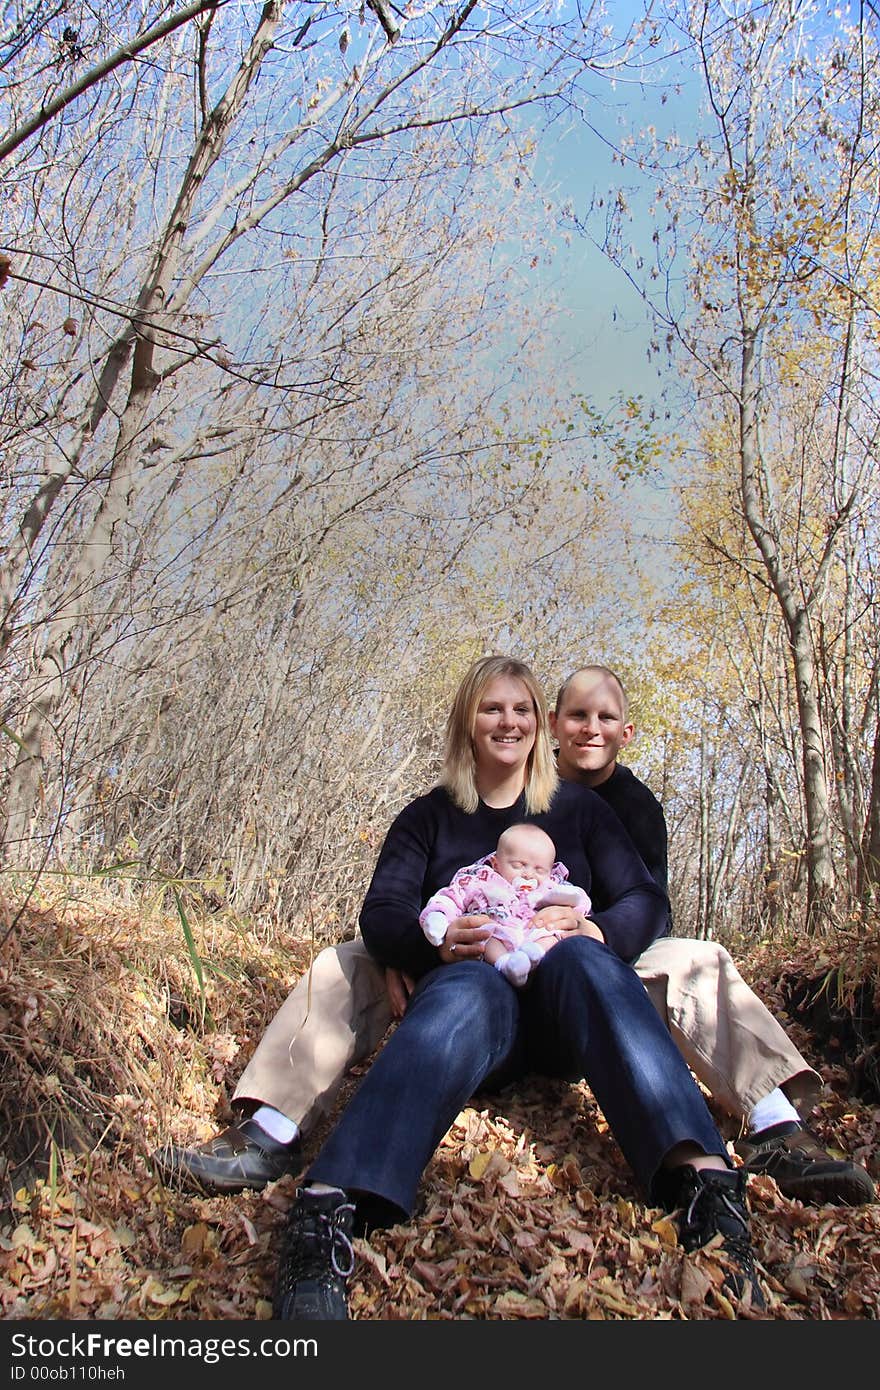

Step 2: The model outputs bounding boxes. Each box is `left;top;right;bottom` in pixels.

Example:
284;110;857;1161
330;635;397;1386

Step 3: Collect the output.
550;671;635;787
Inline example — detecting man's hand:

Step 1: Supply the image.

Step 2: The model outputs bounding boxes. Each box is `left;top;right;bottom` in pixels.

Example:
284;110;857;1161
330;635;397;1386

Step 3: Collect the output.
384;967;415;1020
530;905;605;943
438;913;493;964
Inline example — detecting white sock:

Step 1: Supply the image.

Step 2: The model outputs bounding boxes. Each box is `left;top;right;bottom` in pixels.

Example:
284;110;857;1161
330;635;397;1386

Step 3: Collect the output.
748;1088;800;1136
251;1104;300;1146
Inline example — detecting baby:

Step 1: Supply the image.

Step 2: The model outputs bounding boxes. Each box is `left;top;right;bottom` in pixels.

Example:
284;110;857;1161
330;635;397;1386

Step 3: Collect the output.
419;823;591;987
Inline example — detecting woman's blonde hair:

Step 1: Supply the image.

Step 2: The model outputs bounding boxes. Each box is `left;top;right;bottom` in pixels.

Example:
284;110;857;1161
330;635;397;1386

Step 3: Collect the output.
441;655;558;814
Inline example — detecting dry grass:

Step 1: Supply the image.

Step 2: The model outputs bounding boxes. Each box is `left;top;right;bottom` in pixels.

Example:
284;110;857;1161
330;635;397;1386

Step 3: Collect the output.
0;879;314;1179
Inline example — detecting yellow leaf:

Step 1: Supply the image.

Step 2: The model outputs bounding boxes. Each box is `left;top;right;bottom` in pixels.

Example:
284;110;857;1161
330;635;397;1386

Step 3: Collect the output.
152;1289;182;1306
651;1215;679;1247
143;1277;179;1306
468;1150;492;1179
616;1197;636;1228
467;1148;511;1182
713;1288;736;1319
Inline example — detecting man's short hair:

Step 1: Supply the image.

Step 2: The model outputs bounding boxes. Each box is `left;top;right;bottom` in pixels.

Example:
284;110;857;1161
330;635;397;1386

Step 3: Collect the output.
554;664;629;717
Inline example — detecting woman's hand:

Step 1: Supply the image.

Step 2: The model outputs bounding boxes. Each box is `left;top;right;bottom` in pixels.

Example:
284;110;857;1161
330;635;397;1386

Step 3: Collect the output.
530;905;605;943
438;913;494;964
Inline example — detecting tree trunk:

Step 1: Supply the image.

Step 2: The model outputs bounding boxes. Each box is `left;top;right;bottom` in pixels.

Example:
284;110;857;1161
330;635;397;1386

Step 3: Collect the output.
738;311;837;927
860;713;880;907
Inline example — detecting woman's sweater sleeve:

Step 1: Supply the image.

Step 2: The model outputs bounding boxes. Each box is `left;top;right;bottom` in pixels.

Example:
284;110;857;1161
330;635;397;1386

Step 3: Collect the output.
358;799;441;978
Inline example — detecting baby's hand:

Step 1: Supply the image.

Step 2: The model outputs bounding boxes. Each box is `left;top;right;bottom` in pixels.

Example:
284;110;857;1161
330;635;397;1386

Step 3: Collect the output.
530;904;581;935
530;905;605;943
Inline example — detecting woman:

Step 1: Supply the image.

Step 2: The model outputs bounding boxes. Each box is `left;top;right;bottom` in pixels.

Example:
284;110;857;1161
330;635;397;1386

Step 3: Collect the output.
273;656;762;1318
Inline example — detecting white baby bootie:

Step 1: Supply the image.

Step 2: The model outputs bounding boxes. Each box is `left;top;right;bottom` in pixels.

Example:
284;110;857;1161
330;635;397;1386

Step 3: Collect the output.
519;939;546;964
494;950;532;988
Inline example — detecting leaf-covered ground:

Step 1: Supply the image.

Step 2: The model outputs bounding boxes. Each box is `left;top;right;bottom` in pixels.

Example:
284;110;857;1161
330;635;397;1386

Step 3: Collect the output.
1;888;878;1321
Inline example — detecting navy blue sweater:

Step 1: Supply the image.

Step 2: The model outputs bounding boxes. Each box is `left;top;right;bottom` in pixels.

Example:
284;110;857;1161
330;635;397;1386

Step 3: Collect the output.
592;763;668;897
359;779;669;979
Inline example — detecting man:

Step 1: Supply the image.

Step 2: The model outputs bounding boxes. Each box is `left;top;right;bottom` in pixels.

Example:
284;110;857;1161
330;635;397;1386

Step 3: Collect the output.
549;665;873;1205
155;666;874;1208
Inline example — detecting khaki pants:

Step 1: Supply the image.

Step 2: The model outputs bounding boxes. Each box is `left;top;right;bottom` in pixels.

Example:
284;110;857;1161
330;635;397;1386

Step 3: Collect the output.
234;937;391;1136
634;936;820;1120
234;935;821;1133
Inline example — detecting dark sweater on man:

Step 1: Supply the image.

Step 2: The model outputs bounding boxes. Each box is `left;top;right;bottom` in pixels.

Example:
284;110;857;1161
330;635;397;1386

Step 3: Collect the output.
590;763;668;896
359;779;669;981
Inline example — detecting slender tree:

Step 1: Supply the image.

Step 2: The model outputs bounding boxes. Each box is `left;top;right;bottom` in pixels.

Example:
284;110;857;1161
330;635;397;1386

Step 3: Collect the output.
1;2;651;868
601;0;880;928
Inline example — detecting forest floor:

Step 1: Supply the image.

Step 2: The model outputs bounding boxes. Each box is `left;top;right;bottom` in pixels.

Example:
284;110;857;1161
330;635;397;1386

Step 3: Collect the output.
1;883;879;1321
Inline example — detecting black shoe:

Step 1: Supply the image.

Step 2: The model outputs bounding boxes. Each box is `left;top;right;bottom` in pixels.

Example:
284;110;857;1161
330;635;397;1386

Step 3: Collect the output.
734;1122;876;1206
273;1187;356;1320
153;1118;301;1194
661;1165;764;1310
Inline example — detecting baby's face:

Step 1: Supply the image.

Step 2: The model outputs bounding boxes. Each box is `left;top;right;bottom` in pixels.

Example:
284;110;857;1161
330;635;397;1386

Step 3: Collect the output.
493;836;555;888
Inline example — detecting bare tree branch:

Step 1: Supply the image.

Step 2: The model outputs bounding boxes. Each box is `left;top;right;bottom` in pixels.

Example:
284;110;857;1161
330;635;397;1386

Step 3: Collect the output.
0;0;225;163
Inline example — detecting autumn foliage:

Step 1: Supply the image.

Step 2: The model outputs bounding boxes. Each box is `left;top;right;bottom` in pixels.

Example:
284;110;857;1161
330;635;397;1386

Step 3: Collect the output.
1;883;878;1321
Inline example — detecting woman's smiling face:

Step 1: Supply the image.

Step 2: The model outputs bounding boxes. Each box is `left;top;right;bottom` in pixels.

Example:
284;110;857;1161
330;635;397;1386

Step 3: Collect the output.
471;675;537;776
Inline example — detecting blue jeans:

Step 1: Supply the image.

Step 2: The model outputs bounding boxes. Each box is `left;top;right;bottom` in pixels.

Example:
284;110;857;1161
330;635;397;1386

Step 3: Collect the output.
307;936;728;1219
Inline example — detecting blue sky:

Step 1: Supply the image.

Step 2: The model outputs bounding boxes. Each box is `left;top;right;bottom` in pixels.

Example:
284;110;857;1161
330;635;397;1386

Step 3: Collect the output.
528;3;704;413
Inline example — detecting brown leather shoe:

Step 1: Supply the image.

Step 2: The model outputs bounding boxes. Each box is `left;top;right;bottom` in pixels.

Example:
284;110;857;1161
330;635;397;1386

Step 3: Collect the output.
153;1118;301;1193
734;1123;875;1206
